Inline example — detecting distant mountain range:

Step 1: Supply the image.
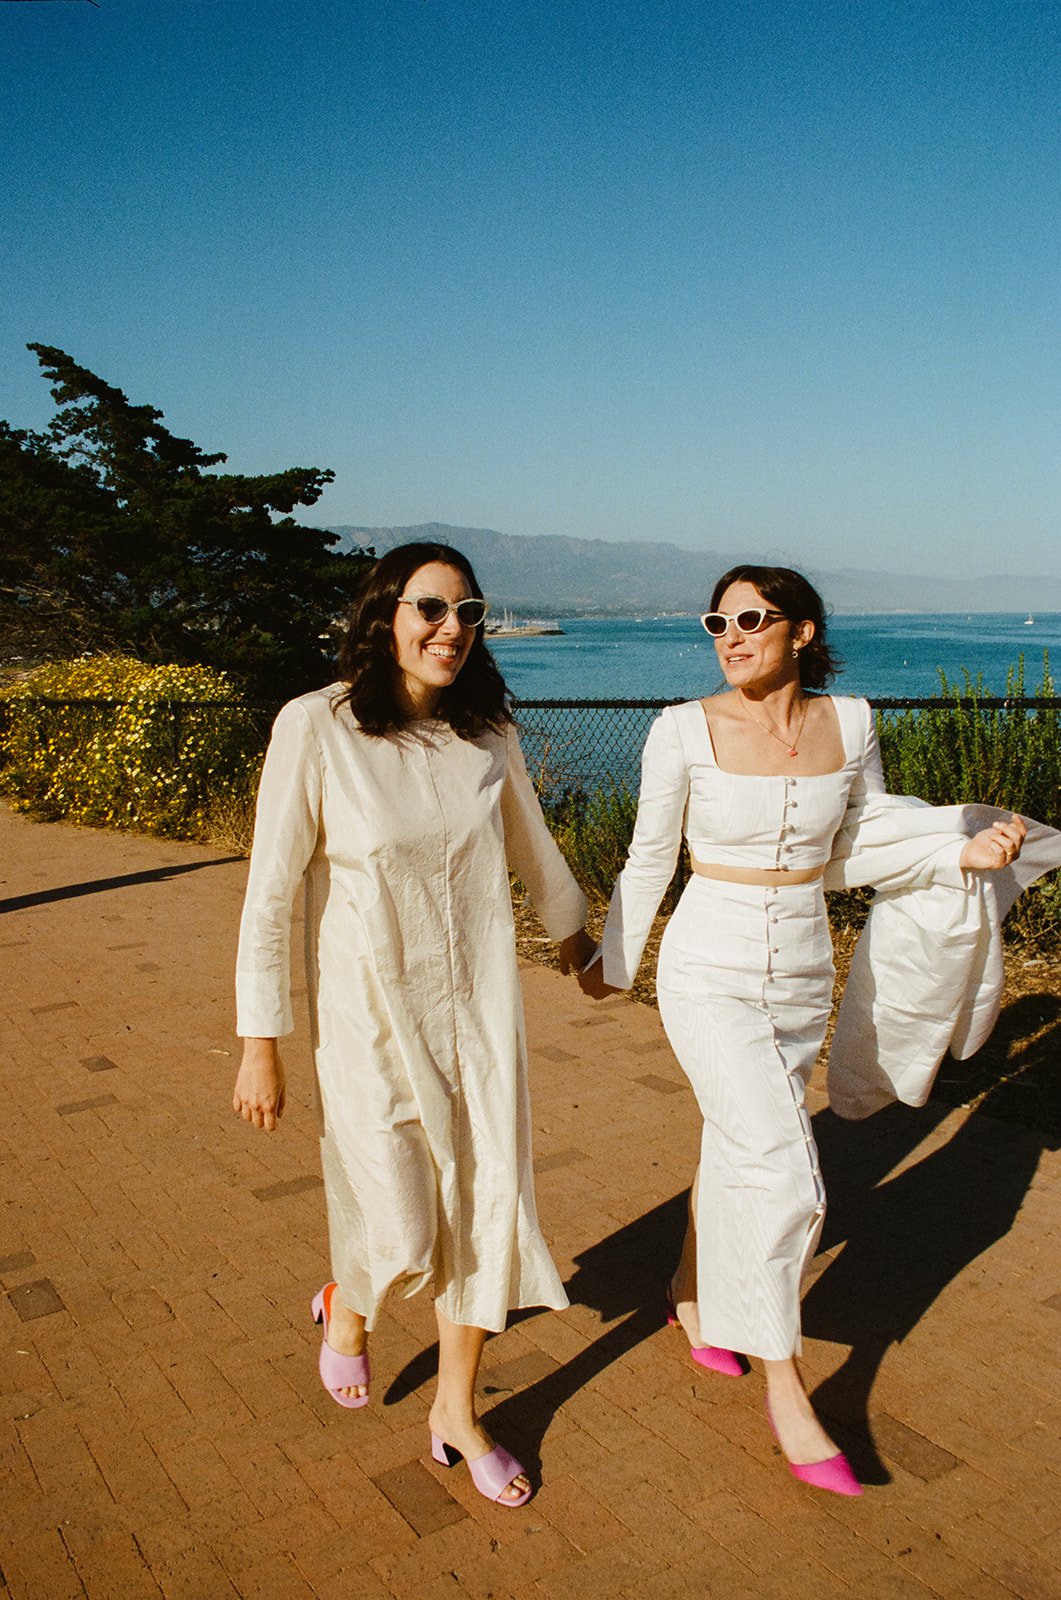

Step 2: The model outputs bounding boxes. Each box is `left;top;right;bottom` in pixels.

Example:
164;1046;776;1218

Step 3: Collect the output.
327;522;1061;615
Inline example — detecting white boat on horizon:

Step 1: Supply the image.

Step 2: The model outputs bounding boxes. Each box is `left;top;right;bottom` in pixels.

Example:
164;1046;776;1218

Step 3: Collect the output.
486;609;565;638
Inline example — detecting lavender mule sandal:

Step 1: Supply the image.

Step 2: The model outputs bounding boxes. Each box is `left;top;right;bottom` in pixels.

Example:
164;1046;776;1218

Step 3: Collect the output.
311;1282;370;1409
430;1432;533;1508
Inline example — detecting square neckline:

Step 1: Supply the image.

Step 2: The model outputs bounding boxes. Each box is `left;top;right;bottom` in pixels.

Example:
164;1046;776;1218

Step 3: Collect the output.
698;693;852;777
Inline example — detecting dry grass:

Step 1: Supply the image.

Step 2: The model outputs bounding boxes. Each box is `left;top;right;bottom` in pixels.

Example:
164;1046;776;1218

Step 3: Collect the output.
200;783;258;855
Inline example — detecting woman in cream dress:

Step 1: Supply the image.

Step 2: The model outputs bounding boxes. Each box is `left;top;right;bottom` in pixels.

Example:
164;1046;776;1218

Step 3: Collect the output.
580;565;1026;1495
233;542;593;1506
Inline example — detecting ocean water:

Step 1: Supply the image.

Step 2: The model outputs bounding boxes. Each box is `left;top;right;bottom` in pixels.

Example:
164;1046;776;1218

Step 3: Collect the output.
491;613;1061;702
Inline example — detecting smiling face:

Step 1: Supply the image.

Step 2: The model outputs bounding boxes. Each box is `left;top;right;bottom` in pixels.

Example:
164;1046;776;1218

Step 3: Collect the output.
390;560;479;717
712;580;814;693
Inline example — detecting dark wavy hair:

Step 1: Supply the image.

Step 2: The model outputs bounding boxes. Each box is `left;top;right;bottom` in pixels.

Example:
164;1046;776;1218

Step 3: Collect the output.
335;542;513;738
709;564;841;691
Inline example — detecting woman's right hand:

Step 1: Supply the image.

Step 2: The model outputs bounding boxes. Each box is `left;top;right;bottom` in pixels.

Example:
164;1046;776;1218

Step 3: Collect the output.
233;1038;287;1132
959;814;1027;872
578;953;620;1000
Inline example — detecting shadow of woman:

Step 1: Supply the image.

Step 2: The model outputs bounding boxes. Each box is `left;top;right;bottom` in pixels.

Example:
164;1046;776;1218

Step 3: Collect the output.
387;998;1055;1482
802;997;1055;1481
482;1190;693;1470
384;1192;689;1470
933;991;1061;1149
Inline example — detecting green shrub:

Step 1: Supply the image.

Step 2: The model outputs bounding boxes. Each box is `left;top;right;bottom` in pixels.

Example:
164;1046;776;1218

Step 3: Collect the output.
541;780;693;907
877;656;1058;822
877;656;1059;945
0;655;263;840
548;781;640;901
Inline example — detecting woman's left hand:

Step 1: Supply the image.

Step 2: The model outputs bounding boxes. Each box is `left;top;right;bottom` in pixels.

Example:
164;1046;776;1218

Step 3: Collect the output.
959;814;1027;871
233;1038;287;1131
558;927;598;974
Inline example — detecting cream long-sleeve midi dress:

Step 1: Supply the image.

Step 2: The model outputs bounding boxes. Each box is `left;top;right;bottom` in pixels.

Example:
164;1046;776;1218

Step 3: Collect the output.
600;696;912;1360
236;686;587;1333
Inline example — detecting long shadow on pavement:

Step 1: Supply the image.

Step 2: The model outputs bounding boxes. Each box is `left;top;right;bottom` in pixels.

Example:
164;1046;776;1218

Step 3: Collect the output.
0;855;245;914
383;1194;687;1473
386;1003;1048;1484
805;1055;1047;1481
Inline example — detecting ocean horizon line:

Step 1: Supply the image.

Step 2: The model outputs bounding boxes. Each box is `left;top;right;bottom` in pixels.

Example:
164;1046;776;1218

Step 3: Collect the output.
487;607;1059;621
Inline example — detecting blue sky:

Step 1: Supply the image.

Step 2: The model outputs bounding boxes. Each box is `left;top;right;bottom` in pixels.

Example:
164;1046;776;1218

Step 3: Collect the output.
3;0;1058;577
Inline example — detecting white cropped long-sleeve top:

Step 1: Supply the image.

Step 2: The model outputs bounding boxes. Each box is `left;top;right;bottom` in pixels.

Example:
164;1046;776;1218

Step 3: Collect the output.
600;695;887;988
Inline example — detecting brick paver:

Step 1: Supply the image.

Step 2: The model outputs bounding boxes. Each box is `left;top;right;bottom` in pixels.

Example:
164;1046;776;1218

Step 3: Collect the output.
1;803;1058;1599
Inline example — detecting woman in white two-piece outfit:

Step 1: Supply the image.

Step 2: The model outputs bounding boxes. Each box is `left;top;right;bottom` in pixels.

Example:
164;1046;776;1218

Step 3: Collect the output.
580;564;1026;1497
233;542;594;1508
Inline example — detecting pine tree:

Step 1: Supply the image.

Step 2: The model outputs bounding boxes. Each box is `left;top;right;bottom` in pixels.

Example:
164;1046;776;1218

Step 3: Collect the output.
0;345;371;694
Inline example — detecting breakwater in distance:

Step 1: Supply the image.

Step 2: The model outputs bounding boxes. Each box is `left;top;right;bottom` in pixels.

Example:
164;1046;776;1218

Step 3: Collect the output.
491;613;1060;703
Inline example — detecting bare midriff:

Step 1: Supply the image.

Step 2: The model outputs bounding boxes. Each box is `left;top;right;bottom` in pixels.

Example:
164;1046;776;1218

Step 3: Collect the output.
689;856;825;886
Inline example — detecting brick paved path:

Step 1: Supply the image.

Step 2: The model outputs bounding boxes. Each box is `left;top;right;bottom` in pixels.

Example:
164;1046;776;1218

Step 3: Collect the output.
1;804;1059;1600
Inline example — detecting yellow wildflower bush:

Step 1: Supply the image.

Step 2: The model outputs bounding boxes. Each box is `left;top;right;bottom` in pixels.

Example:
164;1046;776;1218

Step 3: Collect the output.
0;655;264;840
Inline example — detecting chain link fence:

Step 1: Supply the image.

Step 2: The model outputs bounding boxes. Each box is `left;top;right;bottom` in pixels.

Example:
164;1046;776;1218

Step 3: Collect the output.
2;693;1058;792
512;696;1061;799
513;700;661;795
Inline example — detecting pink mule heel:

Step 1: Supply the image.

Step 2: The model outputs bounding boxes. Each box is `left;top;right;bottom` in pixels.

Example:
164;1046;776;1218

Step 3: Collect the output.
765;1398;862;1497
664;1289;745;1378
430;1431;532;1508
311;1282;370;1410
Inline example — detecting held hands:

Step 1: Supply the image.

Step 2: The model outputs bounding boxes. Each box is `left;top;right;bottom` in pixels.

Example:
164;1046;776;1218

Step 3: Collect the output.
558;927;597;975
959;814;1027;872
557;927;620;1000
233;1038;286;1132
577;953;619;1000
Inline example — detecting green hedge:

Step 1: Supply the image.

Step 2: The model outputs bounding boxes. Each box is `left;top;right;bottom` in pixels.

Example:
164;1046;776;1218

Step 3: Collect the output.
876;660;1058;819
876;662;1059;942
545;781;640;903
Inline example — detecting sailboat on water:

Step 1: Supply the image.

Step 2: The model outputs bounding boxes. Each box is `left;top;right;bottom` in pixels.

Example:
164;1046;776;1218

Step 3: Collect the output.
485;608;564;638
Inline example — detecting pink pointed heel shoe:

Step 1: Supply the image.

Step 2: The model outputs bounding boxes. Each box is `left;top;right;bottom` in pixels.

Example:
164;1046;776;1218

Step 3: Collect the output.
765;1397;862;1497
665;1289;745;1378
311;1282;370;1410
430;1431;533;1508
